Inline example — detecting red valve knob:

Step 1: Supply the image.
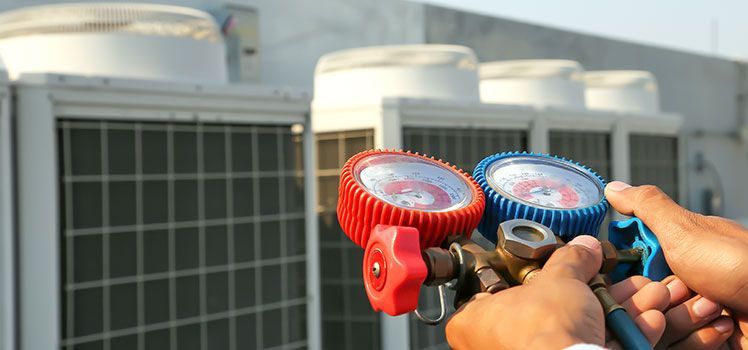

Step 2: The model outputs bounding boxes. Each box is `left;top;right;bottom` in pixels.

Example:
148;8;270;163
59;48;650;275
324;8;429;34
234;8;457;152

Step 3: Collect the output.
363;225;427;316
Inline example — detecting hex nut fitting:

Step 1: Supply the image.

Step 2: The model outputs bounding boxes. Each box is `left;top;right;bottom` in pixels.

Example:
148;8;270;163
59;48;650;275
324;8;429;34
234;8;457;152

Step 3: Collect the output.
600;241;619;273
498;219;558;260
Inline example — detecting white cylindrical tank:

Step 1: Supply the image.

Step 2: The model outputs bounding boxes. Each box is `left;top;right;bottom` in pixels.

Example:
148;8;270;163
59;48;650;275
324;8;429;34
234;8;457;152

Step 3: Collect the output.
584;70;660;114
0;3;227;83
479;59;586;110
313;45;479;107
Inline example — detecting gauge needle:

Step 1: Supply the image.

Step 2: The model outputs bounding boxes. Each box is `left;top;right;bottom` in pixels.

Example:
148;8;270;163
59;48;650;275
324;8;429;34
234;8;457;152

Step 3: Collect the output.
529;188;545;195
529;187;554;196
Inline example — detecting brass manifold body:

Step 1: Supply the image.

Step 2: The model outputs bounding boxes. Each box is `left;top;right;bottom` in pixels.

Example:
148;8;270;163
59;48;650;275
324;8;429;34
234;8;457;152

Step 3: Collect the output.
420;219;642;308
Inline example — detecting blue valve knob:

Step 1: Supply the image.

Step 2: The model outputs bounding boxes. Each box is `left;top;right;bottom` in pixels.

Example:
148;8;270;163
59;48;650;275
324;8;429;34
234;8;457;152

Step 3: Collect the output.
608;217;672;282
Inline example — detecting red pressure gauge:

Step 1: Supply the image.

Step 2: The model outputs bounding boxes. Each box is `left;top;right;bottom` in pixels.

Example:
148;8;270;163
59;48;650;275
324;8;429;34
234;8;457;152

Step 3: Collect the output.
337;150;484;315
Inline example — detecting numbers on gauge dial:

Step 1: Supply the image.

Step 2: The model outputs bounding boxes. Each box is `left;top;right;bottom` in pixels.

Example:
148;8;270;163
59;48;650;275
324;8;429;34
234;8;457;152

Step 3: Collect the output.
487;158;602;209
354;154;472;212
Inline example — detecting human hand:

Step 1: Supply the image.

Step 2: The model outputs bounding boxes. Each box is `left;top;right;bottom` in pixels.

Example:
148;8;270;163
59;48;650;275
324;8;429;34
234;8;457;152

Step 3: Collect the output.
605;182;748;314
656;276;734;349
606;275;670;349
445;235;668;349
729;312;748;349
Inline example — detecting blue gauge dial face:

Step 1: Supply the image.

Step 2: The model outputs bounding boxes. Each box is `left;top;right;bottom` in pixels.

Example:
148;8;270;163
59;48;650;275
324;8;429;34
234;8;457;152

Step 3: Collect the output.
486;156;603;210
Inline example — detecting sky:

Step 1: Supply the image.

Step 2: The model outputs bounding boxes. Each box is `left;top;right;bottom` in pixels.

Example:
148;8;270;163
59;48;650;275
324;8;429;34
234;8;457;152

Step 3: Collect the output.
415;0;748;60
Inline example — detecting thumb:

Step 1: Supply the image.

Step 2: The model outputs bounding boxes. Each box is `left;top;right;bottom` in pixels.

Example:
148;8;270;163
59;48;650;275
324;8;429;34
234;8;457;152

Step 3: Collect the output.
540;235;602;283
604;182;697;250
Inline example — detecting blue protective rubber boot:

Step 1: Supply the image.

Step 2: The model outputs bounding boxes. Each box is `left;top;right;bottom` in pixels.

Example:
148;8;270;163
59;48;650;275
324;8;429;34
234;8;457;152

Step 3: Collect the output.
608;217;672;282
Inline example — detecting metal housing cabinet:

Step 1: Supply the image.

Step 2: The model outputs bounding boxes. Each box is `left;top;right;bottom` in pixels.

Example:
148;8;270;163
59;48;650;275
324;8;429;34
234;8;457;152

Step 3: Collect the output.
536;107;684;203
14;74;320;350
0;70;14;350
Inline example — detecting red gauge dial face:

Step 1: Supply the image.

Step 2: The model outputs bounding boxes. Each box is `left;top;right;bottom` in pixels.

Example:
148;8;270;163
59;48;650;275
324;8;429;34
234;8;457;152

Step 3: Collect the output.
353;153;472;212
486;156;603;210
381;180;453;210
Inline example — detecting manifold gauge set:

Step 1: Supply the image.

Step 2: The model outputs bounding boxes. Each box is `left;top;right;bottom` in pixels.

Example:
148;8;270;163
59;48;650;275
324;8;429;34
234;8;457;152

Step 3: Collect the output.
337;149;672;350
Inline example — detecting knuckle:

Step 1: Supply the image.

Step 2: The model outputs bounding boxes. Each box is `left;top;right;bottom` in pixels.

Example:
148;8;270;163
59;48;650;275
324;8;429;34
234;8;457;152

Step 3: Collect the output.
543;245;600;281
620;275;652;290
630;275;652;285
646;280;667;292
637;185;667;202
551;245;591;267
554;263;577;277
646;282;671;310
568;244;598;263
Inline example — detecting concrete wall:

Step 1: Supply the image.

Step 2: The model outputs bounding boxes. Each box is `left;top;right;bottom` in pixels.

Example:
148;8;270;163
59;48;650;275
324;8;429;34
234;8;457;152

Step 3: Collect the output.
0;0;425;88
422;5;748;219
423;6;741;133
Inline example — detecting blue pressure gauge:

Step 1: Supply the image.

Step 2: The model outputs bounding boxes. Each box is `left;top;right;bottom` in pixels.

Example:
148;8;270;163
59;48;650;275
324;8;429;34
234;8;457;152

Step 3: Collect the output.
474;152;609;242
473;151;671;282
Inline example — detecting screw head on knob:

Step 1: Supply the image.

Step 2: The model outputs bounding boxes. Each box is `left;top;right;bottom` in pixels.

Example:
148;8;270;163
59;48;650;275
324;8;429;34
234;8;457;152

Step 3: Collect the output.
367;249;387;291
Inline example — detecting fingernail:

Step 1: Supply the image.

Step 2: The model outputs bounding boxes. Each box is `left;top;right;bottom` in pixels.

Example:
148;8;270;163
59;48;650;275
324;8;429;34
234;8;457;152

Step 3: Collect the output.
606;181;632;192
665;278;689;303
568;235;601;252
712;318;733;333
693;297;721;318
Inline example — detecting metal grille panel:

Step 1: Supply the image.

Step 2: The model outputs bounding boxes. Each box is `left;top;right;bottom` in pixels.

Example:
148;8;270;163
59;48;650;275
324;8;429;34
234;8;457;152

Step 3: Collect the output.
403;127;528;175
316;129;380;350
549;131;611;180
403;126;527;350
59;120;307;350
630;135;679;200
